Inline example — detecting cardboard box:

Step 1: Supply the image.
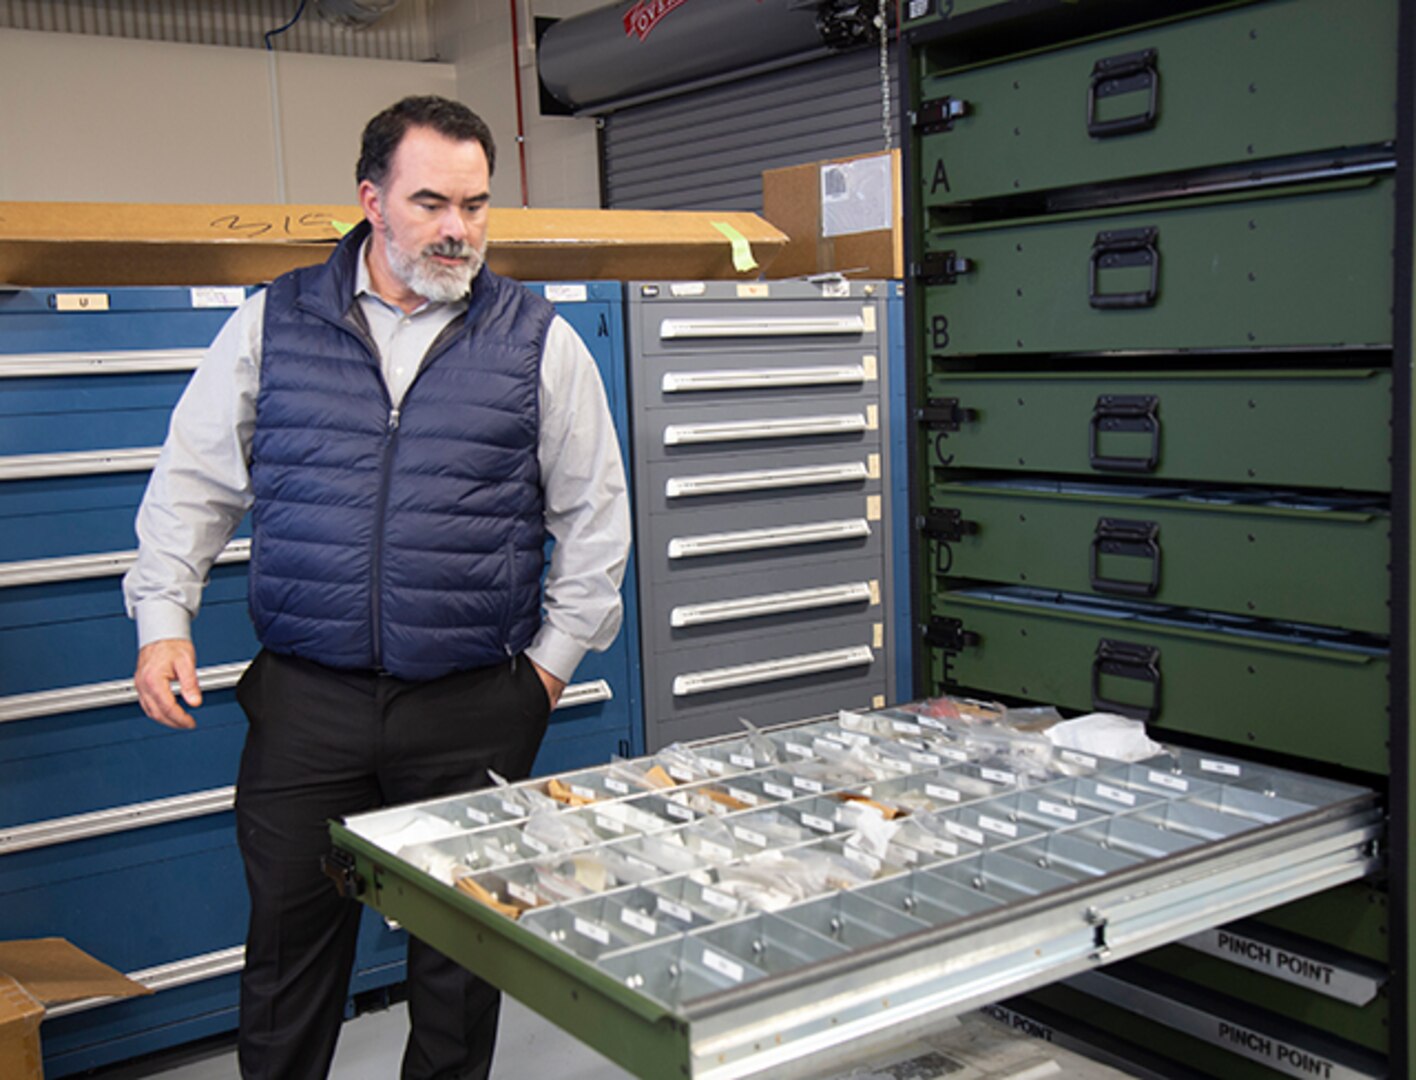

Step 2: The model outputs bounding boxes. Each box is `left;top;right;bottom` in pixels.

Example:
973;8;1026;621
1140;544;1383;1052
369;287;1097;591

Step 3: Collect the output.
0;203;787;288
762;149;903;280
0;939;151;1080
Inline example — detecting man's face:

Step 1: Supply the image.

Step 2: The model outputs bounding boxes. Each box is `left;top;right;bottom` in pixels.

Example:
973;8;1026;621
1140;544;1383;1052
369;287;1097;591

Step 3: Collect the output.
361;125;491;306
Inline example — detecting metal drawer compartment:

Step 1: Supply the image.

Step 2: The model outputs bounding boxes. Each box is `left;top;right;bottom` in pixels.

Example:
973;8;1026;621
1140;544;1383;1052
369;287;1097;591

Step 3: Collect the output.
640;398;882;464
922;175;1393;356
330;704;1380;1080
924;368;1391;492
929;587;1389;776
632;289;884;360
925;480;1389;633
644;495;883;586
634;349;883;412
917;0;1397;210
644;446;884;518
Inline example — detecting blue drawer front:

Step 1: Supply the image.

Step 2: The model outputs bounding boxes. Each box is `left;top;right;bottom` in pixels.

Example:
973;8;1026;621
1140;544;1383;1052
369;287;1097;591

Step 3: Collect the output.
0;287;248;353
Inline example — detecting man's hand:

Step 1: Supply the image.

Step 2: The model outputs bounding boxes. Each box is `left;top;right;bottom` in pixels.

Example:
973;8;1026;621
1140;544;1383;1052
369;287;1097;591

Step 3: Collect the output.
529;659;566;710
134;639;202;730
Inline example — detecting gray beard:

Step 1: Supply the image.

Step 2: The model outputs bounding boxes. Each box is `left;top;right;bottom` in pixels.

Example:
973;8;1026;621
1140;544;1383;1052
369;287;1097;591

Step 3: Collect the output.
385;231;484;303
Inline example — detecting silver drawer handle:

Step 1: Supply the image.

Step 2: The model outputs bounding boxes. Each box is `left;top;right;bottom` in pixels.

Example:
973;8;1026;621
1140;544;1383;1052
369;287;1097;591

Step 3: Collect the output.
668;518;871;559
0;538;250;589
0;785;235;854
664;414;867;446
0;445;161;480
659;315;866;340
0;348;205;378
672;645;875;696
661;365;866;392
0;660;250;724
555;679;613;709
47;945;247;1018
666;461;869;498
671;582;873;627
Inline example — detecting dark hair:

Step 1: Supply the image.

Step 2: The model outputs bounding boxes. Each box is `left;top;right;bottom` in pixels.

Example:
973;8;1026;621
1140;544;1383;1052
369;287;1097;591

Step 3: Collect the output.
356;96;496;188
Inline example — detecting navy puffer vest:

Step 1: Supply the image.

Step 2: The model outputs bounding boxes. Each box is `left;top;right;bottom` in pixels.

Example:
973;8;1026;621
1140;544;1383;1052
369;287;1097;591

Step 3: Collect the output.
248;222;555;680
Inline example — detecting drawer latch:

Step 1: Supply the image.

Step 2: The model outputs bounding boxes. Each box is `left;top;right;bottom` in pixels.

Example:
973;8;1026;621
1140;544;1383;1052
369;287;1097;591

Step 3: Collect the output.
914;250;974;285
1092;639;1161;721
919;509;979;544
918;397;978;431
322;848;366;899
924;616;980;653
914;95;971;133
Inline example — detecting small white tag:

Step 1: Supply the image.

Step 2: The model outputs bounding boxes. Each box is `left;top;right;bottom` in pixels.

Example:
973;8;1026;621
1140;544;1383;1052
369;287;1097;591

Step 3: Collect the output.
700;887;737;912
702;947;745;982
521;834;549;854
544;283;588;302
980;768;1016;785
979;814;1018;839
1148;771;1190;793
939;747;969;762
190;286;244;308
664;800;694;821
786;742;813;758
898;846;920;864
764;781;793;799
604;777;630;794
919;715;949;731
892;720;923;735
729;753;755;769
657;897;694;923
703;759;727;776
1096;783;1137;807
926;783;962;803
813;737;847;754
820;279;849;298
574;917;610;945
620;908;657;936
571;784;597;801
1038;800;1079;822
55;292;109;312
733;826;768;847
946;821;985;846
1201;758;1242;777
625;854;658;873
465;806;490;825
1061;750;1098;769
668;765;695;783
670;281;707;297
792;776;824;794
922;836;960;857
843;846;882;872
501;800;524;818
507;882;539;906
726;787;760;806
595;813;626;835
910;751;942;767
801;813;835;833
698;840;733;861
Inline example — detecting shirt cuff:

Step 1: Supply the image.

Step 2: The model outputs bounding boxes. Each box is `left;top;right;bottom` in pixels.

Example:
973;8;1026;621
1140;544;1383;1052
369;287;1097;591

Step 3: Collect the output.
525;624;587;685
134;599;194;649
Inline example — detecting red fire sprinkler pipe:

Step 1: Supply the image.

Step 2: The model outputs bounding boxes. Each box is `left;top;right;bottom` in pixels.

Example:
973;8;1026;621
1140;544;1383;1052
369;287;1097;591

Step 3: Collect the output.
508;0;531;208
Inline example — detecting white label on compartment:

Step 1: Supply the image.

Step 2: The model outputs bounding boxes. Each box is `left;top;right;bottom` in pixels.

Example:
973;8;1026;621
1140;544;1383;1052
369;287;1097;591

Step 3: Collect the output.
892;719;923;735
729;753;756;769
670;281;707;297
664;799;695;821
521;833;549;854
701;887;738;912
926;783;962;803
1038;800;1079;823
980;768;1016;785
570;784;597;801
1201;759;1243;777
1148;771;1190;793
939;747;969;762
55;292;109;312
657;897;694;923
703;759;728;776
701;948;745;983
821;279;850;298
843;845;882;872
699;840;734;862
1061;750;1098;769
835;729;871;746
801;813;835;833
726;787;760;806
792;776;824;794
1096;783;1137;807
667;765;695;783
979;815;1018;839
625;854;658;873
764;781;793;799
910;751;942;767
923;836;961;857
814;737;847;754
544;283;589;302
465;806;490;825
507;882;539;906
595;813;626;835
919;715;949;731
786;741;813;758
574;917;611;945
898;846;920;864
733;826;769;847
897;737;926;751
501;800;524;818
907;0;930;20
604;777;630;794
620;908;658;936
190;286;245;308
946;821;986;846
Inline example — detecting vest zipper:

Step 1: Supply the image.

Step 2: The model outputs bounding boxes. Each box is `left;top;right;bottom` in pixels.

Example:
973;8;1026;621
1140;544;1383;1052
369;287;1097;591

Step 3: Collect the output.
370;403;401;670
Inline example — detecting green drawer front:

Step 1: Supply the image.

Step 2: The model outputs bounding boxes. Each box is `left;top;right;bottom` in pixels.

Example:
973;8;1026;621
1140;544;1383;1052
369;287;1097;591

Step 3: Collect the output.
918;0;1396;208
929;588;1389;775
925;368;1391;492
922;176;1393;355
927;482;1390;633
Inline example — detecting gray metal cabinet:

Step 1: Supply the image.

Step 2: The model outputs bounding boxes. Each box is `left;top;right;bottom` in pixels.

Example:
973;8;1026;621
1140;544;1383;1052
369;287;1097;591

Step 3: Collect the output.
628;281;899;750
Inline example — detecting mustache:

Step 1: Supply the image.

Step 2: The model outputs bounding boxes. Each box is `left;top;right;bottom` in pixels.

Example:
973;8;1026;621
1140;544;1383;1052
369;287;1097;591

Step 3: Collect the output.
423;239;477;260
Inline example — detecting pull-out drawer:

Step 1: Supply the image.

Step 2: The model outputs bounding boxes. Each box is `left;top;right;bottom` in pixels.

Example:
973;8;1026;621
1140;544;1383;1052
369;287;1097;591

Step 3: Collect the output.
330;704;1380;1080
917;0;1396;209
924;368;1391;492
929;587;1388;775
635;349;883;411
644;446;883;517
925;480;1389;633
633;293;883;360
641;398;882;463
922;175;1393;356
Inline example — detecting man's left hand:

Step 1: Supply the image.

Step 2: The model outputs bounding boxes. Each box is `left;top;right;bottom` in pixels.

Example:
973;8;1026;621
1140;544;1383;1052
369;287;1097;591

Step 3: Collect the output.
529;659;566;709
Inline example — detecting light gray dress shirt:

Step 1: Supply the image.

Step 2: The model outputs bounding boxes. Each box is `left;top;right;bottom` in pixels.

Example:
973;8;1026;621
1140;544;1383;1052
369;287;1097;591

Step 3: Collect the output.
122;246;631;683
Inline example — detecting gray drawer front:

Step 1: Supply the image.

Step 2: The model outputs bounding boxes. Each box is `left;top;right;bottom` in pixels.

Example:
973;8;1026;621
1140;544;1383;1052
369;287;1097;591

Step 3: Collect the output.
639;396;883;464
644;682;891;751
644;446;884;517
633;347;884;411
633;295;884;360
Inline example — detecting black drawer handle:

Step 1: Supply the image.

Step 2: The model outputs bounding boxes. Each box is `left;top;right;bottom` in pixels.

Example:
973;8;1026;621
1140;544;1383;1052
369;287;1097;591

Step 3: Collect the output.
1090;226;1159;310
1089;394;1160;473
1091;639;1161;721
1090;518;1160;597
1088;48;1159;138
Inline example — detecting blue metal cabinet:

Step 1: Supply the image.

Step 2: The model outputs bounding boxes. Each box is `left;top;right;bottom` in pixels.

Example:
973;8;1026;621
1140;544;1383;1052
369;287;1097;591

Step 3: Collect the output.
886;282;913;700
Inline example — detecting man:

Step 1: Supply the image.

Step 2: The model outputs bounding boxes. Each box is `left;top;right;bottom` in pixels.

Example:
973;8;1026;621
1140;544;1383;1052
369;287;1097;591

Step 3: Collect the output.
123;96;631;1079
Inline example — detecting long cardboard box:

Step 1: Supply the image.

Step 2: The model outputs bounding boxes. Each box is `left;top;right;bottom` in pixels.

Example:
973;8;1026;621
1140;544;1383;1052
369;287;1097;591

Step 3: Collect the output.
0;203;787;287
762;149;903;280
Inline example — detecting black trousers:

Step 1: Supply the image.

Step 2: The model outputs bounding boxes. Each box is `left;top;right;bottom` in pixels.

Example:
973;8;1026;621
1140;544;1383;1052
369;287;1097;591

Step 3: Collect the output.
233;649;551;1080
